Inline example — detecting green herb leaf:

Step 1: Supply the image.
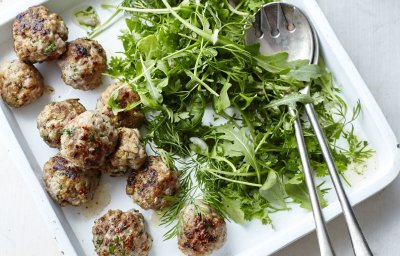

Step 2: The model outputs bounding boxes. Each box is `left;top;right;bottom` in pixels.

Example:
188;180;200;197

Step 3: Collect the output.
73;6;100;31
108;244;115;254
265;93;314;109
138;35;162;59
259;171;287;209
213;81;232;113
44;42;56;54
285;64;324;82
216;125;261;182
221;195;245;224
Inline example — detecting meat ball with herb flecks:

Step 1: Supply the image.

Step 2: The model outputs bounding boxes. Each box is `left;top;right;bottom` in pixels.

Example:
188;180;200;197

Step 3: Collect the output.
13;5;68;63
178;201;227;256
92;209;152;256
0;60;44;108
43;154;100;207
58;38;107;90
104;128;147;177
96;82;144;128
60;111;118;168
126;156;179;210
37;99;86;148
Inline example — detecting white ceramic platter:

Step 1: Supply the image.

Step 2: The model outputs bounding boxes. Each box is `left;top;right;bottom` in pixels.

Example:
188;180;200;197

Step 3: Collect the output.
0;0;399;255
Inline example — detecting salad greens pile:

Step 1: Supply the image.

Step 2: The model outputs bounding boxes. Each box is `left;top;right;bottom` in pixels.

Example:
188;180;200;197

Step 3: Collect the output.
104;0;372;238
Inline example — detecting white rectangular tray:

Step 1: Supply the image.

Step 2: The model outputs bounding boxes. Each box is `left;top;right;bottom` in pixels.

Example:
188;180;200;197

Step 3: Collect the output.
0;0;399;255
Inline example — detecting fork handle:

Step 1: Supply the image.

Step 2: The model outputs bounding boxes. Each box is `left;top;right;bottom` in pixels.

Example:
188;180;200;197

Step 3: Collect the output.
289;107;335;256
304;103;373;256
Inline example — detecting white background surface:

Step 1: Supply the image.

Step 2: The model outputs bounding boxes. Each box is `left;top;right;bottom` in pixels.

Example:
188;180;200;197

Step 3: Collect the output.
0;0;399;256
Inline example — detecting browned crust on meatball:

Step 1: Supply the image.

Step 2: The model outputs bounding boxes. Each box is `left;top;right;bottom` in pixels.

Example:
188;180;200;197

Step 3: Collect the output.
0;60;44;108
126;156;179;210
178;202;227;256
37;99;86;148
96;83;144;128
92;209;152;256
42;154;100;207
13;5;68;63
58;38;107;90
60;111;118;168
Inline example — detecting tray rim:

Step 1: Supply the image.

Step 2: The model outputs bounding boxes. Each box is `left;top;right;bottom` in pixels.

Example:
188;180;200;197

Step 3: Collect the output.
0;0;399;255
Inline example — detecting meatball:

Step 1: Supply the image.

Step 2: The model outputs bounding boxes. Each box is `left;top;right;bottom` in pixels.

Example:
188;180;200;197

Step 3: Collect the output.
13;5;68;63
178;202;227;256
60;111;118;168
43;154;100;207
126;156;179;210
92;209;152;256
0;60;44;108
105;128;146;177
58;38;107;90
37;99;86;148
96;83;144;128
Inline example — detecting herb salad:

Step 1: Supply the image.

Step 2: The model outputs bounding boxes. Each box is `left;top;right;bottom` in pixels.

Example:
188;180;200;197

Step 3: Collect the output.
100;0;372;238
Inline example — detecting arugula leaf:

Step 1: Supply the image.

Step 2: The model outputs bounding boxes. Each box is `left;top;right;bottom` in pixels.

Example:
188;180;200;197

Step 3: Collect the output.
285;182;312;209
138;35;162;59
253;52;292;73
285;64;324;82
286;182;328;210
216;125;261;182
259;171;287;209
177;93;206;130
213;80;232;113
265;93;314;109
221;195;245;224
137;57;167;105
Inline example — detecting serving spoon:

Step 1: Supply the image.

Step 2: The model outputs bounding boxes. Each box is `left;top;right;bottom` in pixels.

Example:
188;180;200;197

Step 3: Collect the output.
245;3;372;256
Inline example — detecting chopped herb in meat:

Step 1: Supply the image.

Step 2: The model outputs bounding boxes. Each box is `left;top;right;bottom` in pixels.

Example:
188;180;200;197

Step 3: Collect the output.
44;42;56;54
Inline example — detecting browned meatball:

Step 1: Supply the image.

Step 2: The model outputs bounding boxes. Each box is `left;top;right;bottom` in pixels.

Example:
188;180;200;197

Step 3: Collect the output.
105;128;147;177
13;5;68;63
126;156;179;210
42;154;100;207
92;209;152;256
96;82;144;128
178;202;227;256
0;60;44;108
60;111;118;168
37;99;86;148
58;38;107;90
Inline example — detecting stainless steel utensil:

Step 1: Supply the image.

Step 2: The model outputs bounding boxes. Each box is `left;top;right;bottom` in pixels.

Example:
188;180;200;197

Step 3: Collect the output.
245;3;372;256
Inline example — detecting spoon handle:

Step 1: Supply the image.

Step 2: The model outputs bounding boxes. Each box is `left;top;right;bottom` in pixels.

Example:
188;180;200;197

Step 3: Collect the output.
289;107;335;256
304;103;373;256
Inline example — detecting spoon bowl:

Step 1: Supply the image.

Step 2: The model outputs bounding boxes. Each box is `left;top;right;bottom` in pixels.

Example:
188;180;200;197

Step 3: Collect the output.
245;3;315;63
